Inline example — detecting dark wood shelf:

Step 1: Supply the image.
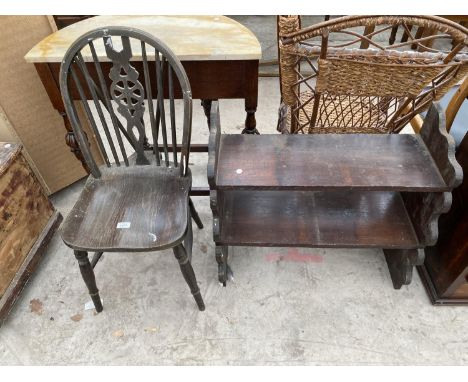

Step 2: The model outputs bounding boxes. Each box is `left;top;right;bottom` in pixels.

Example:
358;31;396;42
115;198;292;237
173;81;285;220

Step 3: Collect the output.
216;134;448;191
218;190;420;248
208;102;462;287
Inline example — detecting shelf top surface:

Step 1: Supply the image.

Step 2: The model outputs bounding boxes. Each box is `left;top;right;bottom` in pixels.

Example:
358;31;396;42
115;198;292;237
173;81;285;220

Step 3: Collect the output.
216;134;448;191
25;15;262;63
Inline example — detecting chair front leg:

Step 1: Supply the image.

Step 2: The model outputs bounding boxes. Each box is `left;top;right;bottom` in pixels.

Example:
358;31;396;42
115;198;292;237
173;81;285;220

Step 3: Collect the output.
74;250;103;312
173;244;205;311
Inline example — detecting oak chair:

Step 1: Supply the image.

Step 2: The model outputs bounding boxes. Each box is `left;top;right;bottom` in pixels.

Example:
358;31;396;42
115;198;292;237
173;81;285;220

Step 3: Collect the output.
59;27;205;311
277;15;468;134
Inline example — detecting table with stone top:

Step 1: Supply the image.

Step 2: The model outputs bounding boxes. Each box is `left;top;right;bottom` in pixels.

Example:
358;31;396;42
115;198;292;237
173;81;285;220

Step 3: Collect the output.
24;15;262;194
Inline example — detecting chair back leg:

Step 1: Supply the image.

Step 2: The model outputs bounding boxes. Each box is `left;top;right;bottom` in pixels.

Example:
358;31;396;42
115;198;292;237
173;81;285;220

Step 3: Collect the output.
189;198;204;229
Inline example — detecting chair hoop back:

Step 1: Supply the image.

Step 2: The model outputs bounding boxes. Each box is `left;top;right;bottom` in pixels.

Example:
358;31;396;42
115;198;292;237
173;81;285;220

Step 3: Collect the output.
60;26;193;177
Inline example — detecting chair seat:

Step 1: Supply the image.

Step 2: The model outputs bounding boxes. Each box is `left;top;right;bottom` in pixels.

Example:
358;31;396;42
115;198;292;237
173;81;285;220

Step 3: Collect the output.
277;91;393;134
61;164;191;252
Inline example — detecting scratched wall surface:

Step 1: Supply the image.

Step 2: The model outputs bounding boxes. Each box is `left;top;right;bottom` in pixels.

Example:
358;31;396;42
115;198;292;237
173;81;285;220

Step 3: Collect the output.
0;146;53;297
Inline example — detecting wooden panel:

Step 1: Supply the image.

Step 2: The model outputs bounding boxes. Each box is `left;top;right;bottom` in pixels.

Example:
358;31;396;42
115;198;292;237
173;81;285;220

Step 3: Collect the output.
216;134;448;191
0;16;88;193
420;102;462;188
401;191;451;246
61;165;190;252
418;131;468;304
0;145;54;297
218;190;419;248
400;104;461;246
0;211;62;323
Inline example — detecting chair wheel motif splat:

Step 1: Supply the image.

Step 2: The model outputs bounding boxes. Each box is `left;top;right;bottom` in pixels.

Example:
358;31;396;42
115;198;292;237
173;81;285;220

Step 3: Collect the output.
106;35;149;165
59;27;205;312
277;15;468;134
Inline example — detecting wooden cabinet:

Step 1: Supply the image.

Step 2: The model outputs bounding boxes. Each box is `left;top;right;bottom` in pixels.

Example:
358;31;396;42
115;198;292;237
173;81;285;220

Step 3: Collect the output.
0;142;62;323
418;132;468;304
208;102;462;290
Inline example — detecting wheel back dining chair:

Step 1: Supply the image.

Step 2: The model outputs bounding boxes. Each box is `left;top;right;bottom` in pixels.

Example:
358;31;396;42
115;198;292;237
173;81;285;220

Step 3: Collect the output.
59;27;205;311
277;15;468;134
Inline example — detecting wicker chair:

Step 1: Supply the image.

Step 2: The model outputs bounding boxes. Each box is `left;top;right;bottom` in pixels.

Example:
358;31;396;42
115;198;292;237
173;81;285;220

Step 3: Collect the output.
277;15;468;134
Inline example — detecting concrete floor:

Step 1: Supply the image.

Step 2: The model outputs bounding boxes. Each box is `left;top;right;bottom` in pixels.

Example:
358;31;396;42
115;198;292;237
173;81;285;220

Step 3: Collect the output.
1;16;467;366
1;77;467;366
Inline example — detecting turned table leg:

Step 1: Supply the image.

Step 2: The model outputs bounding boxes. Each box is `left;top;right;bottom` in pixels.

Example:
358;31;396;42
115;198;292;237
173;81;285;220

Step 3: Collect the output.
201;99;213;128
61;111;91;173
242;60;260;135
242;97;259;135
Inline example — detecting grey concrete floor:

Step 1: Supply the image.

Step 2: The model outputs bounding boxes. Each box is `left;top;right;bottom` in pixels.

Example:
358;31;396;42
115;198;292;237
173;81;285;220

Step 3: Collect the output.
1;77;467;366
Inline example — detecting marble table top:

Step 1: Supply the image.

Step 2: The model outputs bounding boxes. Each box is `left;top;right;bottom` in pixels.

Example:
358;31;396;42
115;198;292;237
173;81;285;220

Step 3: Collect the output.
25;15;262;63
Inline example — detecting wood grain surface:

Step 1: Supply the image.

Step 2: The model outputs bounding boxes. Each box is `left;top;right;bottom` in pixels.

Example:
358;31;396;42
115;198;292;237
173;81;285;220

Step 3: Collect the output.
0;145;54;297
218;190;419;248
216;134;448;191
61;165;191;252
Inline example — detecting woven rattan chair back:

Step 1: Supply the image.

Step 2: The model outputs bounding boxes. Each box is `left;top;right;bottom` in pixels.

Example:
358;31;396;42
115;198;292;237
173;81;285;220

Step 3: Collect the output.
277;15;468;134
60;26;192;177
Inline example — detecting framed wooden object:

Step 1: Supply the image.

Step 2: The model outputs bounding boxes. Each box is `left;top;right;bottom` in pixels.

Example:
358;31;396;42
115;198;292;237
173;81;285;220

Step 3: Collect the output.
0;142;62;324
418;130;468;305
208;101;463;289
24;16;261;196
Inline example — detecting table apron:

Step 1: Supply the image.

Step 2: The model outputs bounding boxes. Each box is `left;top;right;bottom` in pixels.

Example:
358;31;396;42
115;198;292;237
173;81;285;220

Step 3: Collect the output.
45;60;259;101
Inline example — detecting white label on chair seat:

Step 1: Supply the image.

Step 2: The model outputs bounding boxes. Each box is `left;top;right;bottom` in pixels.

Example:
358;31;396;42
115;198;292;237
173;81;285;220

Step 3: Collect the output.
117;222;131;229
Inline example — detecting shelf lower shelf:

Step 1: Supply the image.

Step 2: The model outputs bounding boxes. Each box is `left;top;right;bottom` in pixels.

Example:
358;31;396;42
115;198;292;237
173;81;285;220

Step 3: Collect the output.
218;190;420;248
